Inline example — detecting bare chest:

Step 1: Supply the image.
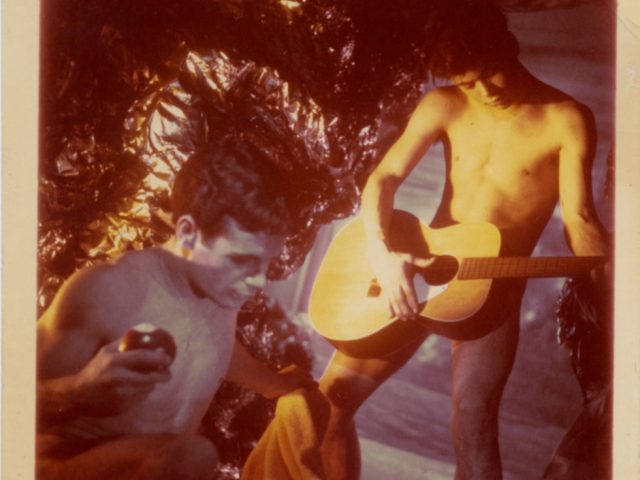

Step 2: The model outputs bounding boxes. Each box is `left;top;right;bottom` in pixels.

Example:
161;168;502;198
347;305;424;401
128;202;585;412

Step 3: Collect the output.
438;107;562;233
78;285;237;436
446;108;560;188
129;295;236;429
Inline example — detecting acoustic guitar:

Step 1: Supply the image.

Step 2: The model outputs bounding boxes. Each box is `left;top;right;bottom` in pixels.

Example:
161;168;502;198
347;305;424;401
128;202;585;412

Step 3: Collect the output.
309;210;605;359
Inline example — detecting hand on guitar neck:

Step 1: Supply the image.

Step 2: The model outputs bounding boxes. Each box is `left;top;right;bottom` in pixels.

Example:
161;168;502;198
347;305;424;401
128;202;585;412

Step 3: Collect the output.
366;238;435;320
589;258;613;296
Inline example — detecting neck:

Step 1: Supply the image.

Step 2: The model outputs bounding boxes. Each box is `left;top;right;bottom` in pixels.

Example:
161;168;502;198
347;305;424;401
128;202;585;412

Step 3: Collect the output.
156;243;196;298
159;241;226;307
502;61;537;103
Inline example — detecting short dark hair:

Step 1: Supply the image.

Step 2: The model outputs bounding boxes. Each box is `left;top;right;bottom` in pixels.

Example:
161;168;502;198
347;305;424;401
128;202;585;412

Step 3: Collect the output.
171;137;292;238
425;0;519;80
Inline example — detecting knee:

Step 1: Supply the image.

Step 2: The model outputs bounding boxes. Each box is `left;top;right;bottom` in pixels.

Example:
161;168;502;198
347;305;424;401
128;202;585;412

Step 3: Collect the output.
151;434;217;480
175;435;218;478
319;376;366;423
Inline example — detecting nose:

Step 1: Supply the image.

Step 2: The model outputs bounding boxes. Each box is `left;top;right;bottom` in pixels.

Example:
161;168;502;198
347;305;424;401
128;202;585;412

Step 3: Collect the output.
476;80;491;98
246;272;267;289
478;80;503;99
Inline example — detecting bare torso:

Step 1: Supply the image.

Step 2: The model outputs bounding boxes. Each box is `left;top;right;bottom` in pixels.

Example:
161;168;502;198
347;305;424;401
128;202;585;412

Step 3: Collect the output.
431;84;574;255
54;249;237;440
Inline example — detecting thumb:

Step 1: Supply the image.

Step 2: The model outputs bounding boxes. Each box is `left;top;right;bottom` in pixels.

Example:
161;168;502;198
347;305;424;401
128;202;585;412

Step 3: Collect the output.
101;337;124;354
397;253;434;268
412;256;435;268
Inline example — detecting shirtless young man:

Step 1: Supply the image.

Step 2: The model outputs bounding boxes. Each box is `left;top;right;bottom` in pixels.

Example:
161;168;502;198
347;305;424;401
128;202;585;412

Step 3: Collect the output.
36;139;316;480
318;3;609;479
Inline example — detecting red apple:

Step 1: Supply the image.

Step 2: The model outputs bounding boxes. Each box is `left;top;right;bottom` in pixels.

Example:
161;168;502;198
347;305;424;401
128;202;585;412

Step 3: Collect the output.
119;323;177;369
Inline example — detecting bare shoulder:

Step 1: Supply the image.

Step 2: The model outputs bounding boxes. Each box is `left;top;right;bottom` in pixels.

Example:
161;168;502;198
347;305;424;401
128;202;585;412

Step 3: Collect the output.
552;97;593;122
408;86;465;130
540;86;595;133
39;251;151;339
418;86;464;113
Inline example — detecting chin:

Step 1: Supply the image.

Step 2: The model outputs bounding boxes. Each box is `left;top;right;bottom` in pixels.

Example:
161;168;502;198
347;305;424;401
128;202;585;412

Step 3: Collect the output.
213;298;243;310
487;98;510;108
220;292;250;310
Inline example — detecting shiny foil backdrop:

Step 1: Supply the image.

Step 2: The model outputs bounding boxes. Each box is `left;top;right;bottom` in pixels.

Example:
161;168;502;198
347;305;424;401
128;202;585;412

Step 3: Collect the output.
39;1;439;475
38;1;612;477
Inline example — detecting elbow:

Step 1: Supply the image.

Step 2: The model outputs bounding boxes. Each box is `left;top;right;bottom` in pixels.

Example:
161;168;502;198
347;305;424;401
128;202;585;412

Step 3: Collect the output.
563;208;601;231
562;212;609;256
563;211;590;230
562;213;596;244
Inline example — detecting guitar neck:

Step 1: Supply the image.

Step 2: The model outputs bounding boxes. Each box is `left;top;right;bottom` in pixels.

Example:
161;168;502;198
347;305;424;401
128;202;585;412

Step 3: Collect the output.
457;256;604;280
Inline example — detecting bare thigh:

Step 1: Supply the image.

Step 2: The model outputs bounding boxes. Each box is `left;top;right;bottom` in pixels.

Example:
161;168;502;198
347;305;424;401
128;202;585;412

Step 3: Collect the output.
450;284;525;411
37;433;217;480
319;331;430;413
320;281;525;415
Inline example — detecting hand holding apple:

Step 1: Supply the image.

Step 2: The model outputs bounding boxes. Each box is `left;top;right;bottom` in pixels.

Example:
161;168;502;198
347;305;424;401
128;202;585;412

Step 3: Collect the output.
119;323;177;370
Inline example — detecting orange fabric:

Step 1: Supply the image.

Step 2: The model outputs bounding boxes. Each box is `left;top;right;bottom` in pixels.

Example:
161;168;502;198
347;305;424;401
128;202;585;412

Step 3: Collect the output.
241;388;329;480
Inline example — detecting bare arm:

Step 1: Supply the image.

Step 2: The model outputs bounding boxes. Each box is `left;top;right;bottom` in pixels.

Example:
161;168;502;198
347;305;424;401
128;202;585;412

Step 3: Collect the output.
225;339;316;399
361;91;445;246
38;342;171;424
37;267;171;429
558;104;612;297
558;106;609;257
361;91;446;317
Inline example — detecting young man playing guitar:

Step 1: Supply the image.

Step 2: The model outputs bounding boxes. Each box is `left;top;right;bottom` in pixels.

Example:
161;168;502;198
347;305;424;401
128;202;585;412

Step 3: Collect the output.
317;2;610;479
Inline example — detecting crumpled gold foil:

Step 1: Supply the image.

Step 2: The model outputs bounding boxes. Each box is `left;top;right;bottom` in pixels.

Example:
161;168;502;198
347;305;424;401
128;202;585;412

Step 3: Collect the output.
39;2;596;476
40;0;588;307
39;1;448;312
39;4;433;476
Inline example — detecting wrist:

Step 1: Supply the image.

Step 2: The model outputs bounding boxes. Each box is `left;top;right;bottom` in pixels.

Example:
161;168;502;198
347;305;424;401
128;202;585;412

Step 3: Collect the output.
248;366;282;398
71;373;94;411
37;375;85;428
367;233;391;254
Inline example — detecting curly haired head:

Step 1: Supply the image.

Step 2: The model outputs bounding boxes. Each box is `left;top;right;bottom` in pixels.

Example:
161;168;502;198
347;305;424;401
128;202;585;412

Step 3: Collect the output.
425;0;520;80
171;137;292;238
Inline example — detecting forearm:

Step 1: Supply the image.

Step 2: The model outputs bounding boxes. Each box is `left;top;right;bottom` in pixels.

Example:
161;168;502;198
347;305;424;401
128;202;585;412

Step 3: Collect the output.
360;93;441;248
225;340;280;395
37;375;88;429
564;215;612;295
361;173;401;250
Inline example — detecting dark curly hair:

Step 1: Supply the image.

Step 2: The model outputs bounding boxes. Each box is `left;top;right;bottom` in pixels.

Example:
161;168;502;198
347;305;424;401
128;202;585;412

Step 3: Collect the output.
425;0;520;80
171;137;292;238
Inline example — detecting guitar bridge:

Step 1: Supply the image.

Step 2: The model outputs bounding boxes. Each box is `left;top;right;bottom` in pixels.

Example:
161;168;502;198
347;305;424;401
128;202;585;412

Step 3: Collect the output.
367;278;381;297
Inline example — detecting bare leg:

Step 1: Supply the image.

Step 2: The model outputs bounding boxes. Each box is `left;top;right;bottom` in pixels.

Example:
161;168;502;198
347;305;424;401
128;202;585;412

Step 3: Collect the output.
450;301;521;480
37;433;218;480
318;333;429;480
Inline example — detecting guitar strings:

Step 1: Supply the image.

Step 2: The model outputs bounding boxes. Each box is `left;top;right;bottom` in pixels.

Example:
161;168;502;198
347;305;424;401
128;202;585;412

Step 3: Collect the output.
414;256;604;279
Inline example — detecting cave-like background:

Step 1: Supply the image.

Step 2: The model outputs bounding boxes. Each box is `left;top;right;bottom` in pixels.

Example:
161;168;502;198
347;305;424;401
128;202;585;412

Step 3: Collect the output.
38;1;615;478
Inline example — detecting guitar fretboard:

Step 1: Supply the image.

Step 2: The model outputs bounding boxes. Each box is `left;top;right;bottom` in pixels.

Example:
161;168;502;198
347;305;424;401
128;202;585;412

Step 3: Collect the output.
457;256;604;280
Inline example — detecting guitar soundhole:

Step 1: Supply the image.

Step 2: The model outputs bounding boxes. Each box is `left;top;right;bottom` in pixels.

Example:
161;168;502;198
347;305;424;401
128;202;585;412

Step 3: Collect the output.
422;255;459;285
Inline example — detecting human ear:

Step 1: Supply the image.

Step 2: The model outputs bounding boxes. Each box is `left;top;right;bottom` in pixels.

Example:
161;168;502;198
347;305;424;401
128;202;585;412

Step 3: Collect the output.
175;214;198;251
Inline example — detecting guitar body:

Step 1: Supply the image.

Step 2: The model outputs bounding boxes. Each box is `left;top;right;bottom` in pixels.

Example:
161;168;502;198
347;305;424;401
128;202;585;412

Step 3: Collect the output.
309;210;503;358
